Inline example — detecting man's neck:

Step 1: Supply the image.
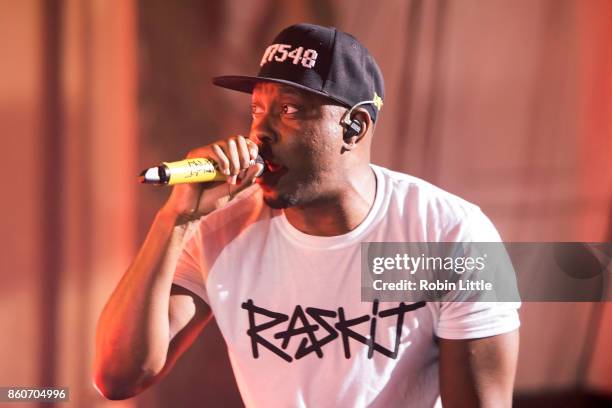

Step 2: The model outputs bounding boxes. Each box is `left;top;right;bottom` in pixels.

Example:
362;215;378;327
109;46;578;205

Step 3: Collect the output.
284;166;376;236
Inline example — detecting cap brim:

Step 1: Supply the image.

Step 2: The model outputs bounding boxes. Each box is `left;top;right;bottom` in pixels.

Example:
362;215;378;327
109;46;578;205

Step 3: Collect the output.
212;75;349;107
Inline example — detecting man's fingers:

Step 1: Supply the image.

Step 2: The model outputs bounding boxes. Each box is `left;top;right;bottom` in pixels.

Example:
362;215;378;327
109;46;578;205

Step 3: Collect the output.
227;139;241;184
246;139;259;161
236;161;264;186
211;144;231;176
186;136;260;189
237;135;251;169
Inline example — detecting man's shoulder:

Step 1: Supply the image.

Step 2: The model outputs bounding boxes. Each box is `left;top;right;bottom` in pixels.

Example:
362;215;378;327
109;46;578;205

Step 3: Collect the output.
373;165;499;241
374;165;480;216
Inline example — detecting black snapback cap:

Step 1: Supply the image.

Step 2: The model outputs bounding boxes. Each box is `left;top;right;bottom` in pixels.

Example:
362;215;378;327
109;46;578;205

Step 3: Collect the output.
212;23;384;122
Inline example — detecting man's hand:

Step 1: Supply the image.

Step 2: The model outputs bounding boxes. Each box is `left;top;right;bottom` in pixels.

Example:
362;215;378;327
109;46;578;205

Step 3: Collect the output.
161;135;262;220
439;330;519;407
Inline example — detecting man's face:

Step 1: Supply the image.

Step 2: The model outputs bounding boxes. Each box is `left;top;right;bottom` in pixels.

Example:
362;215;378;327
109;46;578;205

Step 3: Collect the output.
249;82;346;209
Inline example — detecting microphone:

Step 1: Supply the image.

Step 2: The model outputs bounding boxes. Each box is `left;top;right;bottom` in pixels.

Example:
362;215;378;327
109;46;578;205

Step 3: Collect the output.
139;155;266;185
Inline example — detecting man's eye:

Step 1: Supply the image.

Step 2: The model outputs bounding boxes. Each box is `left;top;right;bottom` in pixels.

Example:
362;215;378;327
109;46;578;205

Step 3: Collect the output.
251;104;263;115
282;105;298;114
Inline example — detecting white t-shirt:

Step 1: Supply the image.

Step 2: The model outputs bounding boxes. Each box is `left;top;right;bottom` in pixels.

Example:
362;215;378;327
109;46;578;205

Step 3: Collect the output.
173;165;520;408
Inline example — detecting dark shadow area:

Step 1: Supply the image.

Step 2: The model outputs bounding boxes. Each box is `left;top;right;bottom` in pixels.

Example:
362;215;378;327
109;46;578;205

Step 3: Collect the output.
514;390;612;408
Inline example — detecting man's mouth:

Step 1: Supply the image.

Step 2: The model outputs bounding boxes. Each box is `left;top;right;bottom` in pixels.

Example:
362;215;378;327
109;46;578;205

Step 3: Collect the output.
257;156;288;191
264;159;284;173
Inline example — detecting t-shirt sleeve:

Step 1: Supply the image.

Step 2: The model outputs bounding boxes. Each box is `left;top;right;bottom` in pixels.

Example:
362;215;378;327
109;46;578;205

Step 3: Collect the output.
435;301;520;339
172;222;210;305
435;206;520;340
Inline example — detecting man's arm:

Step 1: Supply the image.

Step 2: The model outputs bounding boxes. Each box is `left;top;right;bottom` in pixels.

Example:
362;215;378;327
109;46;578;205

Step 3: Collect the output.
140;284;212;389
439;329;519;408
93;210;212;400
93;137;261;400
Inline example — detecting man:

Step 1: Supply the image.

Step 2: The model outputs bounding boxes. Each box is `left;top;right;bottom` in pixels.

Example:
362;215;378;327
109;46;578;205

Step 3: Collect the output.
94;23;519;407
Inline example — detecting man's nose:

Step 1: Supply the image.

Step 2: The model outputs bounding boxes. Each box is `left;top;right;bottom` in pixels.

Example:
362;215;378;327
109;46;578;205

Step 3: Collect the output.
249;114;278;146
250;132;274;146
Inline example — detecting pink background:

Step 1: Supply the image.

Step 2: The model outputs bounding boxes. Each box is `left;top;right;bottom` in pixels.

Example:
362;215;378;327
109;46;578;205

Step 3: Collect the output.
1;0;611;407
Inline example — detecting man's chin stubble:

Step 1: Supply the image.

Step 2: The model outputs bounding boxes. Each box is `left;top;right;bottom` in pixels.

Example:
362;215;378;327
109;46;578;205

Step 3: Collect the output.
263;193;300;209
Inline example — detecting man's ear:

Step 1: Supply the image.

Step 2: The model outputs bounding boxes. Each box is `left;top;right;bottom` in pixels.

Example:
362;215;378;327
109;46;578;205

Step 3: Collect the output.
342;109;372;151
